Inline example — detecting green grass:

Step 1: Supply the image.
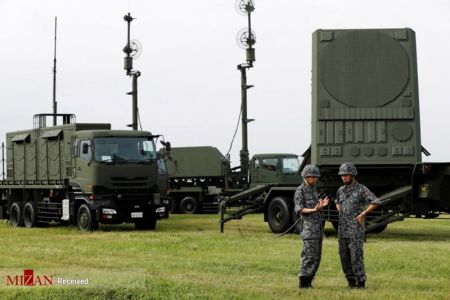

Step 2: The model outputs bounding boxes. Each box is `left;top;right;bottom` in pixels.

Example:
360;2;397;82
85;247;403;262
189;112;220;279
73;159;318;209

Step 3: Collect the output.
0;214;449;299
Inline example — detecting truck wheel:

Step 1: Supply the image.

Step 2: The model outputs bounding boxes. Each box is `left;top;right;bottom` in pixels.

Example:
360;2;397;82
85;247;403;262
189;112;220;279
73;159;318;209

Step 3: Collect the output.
9;202;23;227
168;197;178;214
135;215;157;230
77;204;99;232
267;197;292;234
179;196;199;214
23;202;37;228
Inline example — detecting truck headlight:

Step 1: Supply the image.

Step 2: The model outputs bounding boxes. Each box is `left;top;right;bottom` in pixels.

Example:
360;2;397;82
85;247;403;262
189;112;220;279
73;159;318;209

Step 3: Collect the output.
102;208;117;215
155;207;165;214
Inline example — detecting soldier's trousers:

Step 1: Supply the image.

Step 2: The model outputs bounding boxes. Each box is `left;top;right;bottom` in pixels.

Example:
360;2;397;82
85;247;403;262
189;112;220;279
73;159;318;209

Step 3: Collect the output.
299;238;322;277
338;237;366;282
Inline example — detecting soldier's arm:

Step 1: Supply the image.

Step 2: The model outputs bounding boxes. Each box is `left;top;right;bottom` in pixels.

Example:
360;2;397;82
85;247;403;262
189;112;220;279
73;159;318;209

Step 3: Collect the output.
300;197;329;215
294;187;322;215
362;187;381;215
335;189;342;212
354;187;381;224
299;205;321;215
293;188;305;214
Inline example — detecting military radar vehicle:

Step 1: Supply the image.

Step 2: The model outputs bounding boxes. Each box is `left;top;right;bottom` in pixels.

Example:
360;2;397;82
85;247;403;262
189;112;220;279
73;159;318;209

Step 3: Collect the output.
220;28;450;234
0;114;170;231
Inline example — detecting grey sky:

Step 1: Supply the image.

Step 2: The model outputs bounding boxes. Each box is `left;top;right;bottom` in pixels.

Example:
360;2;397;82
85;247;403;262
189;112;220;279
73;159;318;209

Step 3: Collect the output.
1;0;449;166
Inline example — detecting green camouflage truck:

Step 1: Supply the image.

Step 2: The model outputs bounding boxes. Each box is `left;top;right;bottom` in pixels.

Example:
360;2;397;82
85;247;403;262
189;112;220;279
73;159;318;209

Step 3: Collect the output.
0;114;170;231
165;146;302;214
220;28;450;234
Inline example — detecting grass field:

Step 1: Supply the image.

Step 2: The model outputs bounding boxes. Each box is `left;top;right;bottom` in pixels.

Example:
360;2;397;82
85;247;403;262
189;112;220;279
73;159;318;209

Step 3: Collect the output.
0;214;449;300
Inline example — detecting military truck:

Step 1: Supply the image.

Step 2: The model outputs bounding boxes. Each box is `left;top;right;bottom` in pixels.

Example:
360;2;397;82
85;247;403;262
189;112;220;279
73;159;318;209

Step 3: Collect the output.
0;114;170;231
220;28;450;234
164;146;302;214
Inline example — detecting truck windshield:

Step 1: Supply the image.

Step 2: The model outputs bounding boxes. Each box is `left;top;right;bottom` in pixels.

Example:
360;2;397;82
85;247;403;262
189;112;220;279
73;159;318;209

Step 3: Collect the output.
282;157;300;175
94;137;156;163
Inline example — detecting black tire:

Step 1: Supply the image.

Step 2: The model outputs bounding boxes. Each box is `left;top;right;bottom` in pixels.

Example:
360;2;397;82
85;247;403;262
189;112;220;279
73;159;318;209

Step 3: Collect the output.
168;197;178;214
267;196;292;234
135;214;157;230
179;196;199;214
9;202;23;227
77;204;99;232
23;202;37;228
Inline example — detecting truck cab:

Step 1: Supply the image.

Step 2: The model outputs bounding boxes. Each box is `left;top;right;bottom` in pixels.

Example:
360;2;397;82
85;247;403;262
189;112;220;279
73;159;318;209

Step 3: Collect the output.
70;130;167;229
250;154;302;186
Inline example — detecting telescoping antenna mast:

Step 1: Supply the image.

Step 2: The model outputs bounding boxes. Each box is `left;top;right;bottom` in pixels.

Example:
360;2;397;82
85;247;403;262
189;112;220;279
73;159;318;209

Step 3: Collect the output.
52;17;58;126
122;12;143;130
236;0;256;176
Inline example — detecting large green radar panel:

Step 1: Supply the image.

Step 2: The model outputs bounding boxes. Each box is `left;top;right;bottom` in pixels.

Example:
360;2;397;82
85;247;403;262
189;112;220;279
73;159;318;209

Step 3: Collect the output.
312;28;421;165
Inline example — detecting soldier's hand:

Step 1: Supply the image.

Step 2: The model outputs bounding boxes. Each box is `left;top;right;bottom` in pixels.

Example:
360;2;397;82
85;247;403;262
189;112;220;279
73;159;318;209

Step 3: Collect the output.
317;197;329;210
321;196;330;207
313;203;321;212
354;213;365;226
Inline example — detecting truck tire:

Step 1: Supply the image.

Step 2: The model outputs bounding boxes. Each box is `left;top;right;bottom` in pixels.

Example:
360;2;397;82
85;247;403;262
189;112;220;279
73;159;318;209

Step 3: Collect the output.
135;214;157;230
23;202;37;228
267;196;292;234
179;196;199;214
9;202;23;227
77;204;99;232
168;197;178;214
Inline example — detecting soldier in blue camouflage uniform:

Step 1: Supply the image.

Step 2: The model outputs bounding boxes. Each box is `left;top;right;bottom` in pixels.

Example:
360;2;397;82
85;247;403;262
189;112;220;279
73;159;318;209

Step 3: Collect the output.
335;162;381;289
293;164;329;288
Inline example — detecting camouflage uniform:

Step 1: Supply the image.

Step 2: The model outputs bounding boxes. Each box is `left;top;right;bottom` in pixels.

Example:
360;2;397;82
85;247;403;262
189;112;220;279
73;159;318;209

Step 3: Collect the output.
293;181;323;278
335;181;381;282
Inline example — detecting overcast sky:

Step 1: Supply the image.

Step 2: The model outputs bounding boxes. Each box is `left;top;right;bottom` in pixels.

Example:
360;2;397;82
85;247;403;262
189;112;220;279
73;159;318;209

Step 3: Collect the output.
1;0;449;166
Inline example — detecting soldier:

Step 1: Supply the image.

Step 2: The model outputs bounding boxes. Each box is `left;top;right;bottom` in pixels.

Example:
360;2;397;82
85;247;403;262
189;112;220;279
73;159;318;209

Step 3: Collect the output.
335;162;381;289
293;164;329;288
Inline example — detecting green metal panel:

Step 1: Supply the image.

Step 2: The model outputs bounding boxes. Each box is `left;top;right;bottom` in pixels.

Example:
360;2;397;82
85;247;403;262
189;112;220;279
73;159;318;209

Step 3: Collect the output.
4;123;111;184
311;28;421;165
166;147;228;178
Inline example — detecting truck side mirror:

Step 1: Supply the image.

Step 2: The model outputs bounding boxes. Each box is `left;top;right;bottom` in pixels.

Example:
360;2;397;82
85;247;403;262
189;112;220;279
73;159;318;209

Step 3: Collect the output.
161;140;171;152
165;141;171;152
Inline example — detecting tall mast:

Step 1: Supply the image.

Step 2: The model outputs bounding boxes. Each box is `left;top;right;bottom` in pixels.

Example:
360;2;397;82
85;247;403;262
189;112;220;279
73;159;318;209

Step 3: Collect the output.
52;16;58;126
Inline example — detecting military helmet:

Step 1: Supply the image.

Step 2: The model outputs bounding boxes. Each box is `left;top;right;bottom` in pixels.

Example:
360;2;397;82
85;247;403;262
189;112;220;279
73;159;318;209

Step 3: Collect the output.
301;164;321;178
338;162;358;176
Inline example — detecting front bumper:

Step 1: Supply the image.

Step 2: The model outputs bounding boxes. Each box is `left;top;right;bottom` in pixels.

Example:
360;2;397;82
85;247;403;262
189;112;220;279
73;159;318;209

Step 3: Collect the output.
89;194;168;224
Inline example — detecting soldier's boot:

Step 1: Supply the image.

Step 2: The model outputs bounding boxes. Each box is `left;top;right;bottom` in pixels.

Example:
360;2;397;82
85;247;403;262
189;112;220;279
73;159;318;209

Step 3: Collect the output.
356;280;365;289
299;276;313;288
306;276;314;288
347;278;357;288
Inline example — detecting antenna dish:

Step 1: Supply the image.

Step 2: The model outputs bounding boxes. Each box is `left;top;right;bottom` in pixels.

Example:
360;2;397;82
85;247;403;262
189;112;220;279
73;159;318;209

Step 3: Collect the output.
236;28;256;49
130;39;142;59
235;0;255;15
